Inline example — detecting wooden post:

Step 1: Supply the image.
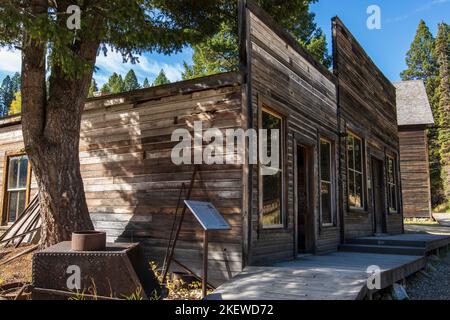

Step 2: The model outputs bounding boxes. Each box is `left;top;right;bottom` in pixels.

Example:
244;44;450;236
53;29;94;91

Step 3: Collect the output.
202;230;209;298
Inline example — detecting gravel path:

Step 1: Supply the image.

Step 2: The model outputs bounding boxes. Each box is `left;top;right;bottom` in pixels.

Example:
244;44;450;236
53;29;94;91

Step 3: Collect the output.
407;253;450;300
404;220;450;300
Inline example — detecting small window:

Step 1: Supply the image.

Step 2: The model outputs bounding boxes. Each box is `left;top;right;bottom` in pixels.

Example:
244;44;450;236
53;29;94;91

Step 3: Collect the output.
3;155;30;223
261;108;284;228
347;133;365;209
387;156;398;213
320;139;333;226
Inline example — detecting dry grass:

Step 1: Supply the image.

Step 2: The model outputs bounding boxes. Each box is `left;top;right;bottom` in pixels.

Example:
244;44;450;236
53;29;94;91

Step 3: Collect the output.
404;218;439;226
150;262;211;300
0;245;33;287
433;202;450;214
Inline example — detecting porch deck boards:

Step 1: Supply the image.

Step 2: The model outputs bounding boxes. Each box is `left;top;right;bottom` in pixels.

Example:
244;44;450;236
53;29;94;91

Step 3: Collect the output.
207;252;426;300
354;233;450;252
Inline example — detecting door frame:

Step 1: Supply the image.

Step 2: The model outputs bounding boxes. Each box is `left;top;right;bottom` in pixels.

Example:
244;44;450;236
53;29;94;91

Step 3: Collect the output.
293;138;316;254
371;156;387;234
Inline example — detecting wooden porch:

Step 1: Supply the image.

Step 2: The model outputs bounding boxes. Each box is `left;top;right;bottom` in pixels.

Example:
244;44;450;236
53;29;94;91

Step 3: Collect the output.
207;233;450;300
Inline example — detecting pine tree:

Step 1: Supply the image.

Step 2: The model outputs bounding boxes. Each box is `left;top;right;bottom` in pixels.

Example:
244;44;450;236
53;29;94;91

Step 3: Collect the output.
142;78;151;88
435;23;450;207
182;0;332;80
123;69;141;92
0;72;20;116
8;91;21;115
88;79;98;98
0;0;243;246
153;69;171;86
101;73;125;94
401;20;444;207
0;75;12;116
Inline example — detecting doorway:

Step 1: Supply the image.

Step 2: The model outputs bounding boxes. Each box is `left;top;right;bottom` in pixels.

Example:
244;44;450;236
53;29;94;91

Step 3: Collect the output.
296;145;314;253
371;158;386;234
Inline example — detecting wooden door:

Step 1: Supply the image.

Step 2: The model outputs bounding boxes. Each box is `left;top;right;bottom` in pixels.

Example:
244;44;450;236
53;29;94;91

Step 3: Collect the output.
297;145;314;253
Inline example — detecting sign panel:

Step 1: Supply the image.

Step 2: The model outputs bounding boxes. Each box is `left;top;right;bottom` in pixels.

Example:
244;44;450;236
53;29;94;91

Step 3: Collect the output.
184;201;231;231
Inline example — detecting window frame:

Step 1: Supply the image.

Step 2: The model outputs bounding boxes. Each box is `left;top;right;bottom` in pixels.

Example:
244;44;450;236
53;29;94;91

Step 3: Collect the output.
346;132;366;210
1;152;32;225
387;155;398;214
319;137;335;227
259;105;286;230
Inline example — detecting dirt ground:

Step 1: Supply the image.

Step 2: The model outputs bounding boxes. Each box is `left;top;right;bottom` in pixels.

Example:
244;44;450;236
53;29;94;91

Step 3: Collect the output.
0;245;34;288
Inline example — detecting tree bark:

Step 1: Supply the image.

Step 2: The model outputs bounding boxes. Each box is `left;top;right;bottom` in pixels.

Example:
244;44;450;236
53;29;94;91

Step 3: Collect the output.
21;1;100;247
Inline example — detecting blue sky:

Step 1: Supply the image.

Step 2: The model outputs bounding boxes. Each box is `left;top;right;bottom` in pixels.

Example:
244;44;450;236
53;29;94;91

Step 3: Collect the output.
0;0;448;85
312;0;450;81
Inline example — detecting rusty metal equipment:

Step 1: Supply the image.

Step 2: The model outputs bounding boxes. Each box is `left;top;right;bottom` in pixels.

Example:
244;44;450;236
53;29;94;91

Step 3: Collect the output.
31;242;161;300
71;231;106;251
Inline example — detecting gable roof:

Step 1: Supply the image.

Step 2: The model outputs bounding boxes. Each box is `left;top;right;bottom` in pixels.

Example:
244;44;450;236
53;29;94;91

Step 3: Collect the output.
394;80;434;126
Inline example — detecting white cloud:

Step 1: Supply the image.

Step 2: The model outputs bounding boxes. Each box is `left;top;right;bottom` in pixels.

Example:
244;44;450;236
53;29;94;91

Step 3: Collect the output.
0;48;21;73
94;50;184;86
0;47;186;85
387;0;450;23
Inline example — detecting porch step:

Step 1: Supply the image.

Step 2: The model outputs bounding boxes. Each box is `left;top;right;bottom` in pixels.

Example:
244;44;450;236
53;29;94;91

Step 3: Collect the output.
339;244;426;256
345;238;427;248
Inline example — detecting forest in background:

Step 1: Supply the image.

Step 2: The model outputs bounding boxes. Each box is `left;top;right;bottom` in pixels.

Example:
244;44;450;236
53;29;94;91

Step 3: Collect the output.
401;21;449;212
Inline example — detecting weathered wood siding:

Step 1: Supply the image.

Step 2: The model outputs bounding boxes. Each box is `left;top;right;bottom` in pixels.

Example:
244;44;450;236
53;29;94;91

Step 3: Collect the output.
399;127;432;218
245;3;339;264
333;17;403;238
0;73;244;286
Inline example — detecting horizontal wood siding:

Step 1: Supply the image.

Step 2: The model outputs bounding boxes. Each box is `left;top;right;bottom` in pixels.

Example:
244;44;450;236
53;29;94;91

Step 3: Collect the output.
333;17;403;238
399;128;432;218
0;74;244;286
247;8;339;264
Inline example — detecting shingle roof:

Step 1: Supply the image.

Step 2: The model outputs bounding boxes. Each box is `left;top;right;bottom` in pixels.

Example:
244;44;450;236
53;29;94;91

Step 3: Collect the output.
394;80;434;126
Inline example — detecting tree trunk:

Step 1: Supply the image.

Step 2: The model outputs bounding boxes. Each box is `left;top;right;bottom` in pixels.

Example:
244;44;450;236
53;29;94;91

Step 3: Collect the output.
21;1;100;247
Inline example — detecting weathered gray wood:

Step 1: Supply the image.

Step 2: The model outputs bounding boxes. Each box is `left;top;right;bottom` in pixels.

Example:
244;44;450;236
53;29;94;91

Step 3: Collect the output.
332;17;403;239
398;128;432;218
208;251;426;300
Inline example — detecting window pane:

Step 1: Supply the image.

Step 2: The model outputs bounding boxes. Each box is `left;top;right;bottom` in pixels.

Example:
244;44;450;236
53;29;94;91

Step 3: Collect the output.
8;191;18;223
262;171;282;226
262;109;283;227
347;136;354;170
354;139;362;172
17;191;26;217
262;111;282;159
348;170;356;207
321;182;332;224
18;157;29;188
355;172;363;208
320;140;331;182
388;159;394;183
8;158;19;189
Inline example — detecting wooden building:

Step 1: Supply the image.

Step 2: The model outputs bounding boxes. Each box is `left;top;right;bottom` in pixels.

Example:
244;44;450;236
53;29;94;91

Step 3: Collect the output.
395;80;434;218
0;1;403;285
332;17;403;238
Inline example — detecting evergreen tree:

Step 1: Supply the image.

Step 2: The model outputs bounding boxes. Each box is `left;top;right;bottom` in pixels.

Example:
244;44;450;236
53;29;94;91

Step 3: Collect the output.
123;69;141;92
8;91;21;115
401;20;439;95
153;69;171;86
142;77;151;88
0;72;20;116
88;79;98;98
182;0;332;80
101;73;125;94
435;23;450;205
0;0;242;246
401;20;444;207
0;75;12;116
